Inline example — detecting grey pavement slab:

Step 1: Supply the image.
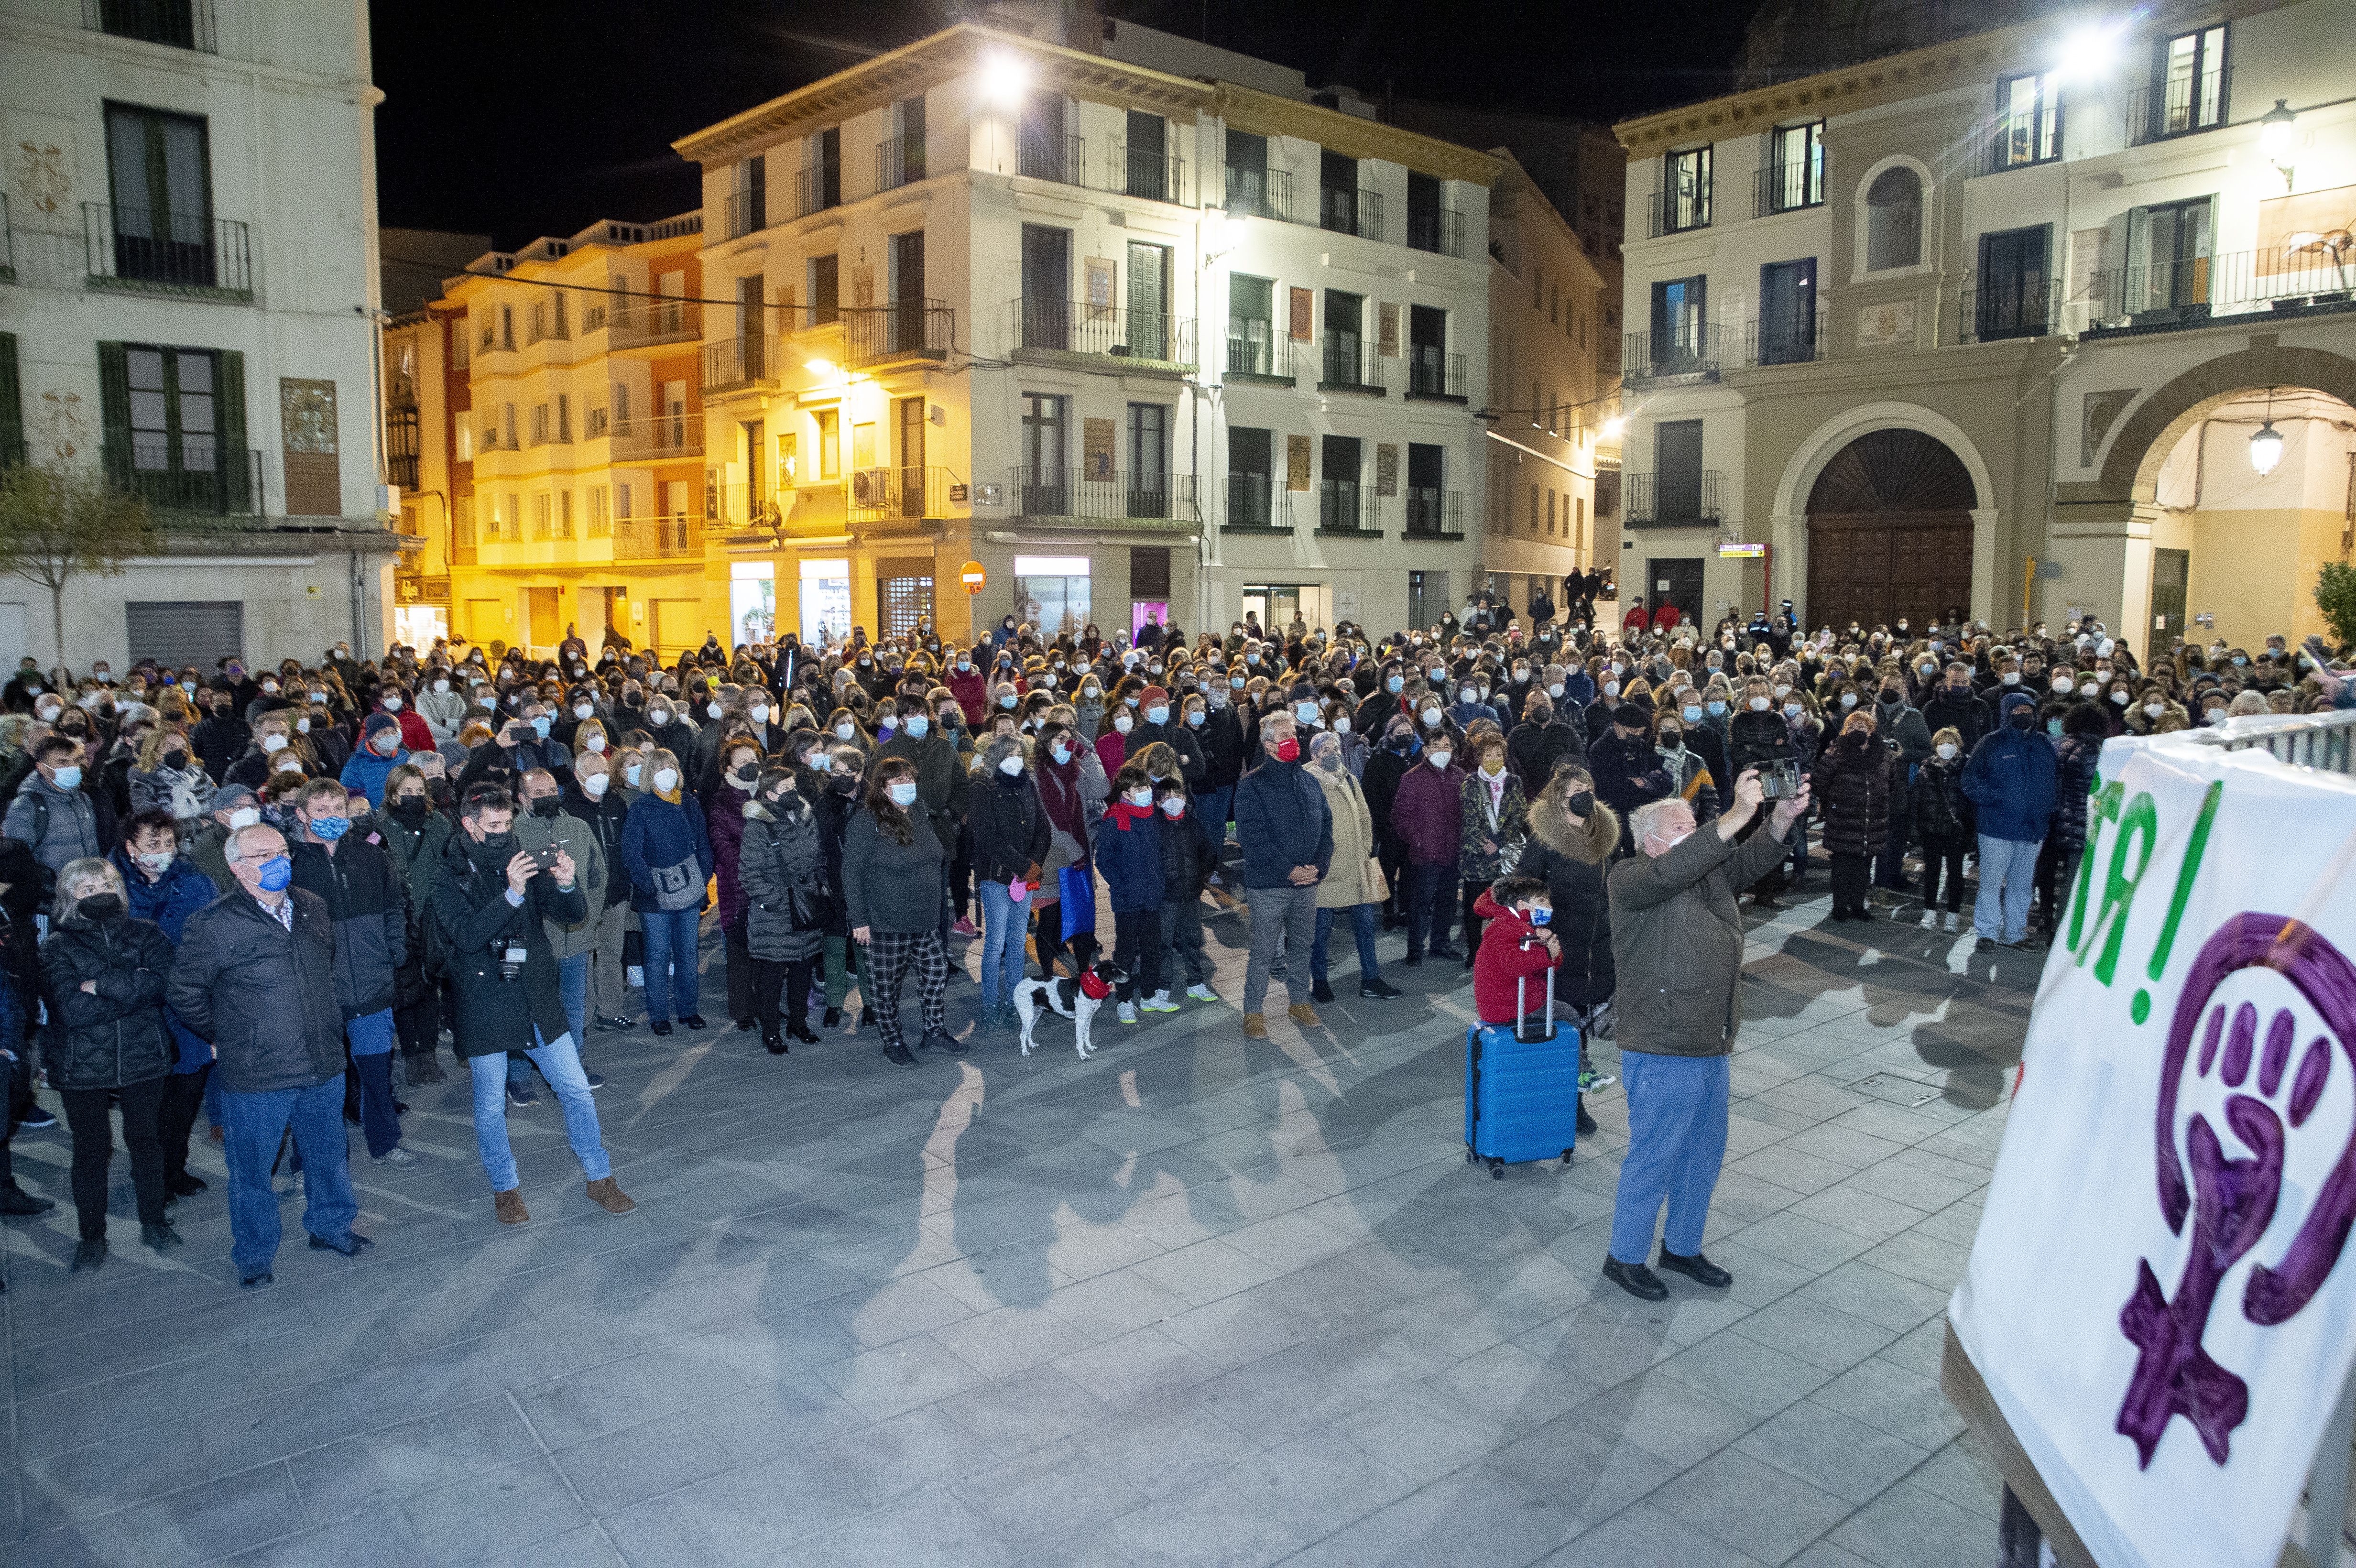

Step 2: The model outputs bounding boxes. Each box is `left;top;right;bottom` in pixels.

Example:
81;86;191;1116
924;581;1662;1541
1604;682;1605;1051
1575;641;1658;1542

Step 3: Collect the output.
0;883;2028;1565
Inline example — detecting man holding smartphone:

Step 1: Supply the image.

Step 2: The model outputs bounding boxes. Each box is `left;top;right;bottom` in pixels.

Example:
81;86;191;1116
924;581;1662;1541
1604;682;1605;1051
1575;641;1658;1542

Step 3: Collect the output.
429;783;632;1227
287;777;415;1169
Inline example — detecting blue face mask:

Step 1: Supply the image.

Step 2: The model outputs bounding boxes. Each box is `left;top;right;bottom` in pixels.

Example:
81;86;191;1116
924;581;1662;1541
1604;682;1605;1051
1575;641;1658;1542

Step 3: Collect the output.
904;716;929;740
531;715;552;740
1682;706;1702;724
310;815;350;841
257;855;293;892
1387;675;1404;694
1706;700;1726;716
999;695;1017;709
2047;719;2065;738
1527;905;1552;926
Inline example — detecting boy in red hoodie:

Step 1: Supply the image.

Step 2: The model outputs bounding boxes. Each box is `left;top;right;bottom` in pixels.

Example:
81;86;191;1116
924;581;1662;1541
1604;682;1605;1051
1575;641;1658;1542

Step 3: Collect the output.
1472;875;1560;1027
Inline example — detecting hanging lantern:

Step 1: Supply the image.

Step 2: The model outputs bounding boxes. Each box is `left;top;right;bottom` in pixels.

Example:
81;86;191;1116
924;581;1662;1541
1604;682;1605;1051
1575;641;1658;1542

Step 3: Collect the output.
2249;420;2285;476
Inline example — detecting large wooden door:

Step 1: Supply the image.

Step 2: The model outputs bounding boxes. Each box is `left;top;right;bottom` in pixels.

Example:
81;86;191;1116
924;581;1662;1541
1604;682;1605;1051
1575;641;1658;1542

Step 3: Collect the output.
1805;429;1975;631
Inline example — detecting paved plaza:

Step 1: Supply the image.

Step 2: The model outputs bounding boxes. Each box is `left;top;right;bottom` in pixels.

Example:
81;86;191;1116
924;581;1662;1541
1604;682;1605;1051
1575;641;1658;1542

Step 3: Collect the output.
0;885;2036;1567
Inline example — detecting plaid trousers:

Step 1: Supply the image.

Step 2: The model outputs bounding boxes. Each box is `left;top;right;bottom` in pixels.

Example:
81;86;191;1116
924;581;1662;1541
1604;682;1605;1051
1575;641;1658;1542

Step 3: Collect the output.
864;928;948;1048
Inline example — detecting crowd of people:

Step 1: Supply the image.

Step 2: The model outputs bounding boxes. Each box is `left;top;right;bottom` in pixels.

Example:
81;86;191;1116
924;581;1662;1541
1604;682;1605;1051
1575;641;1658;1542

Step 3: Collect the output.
0;591;2337;1295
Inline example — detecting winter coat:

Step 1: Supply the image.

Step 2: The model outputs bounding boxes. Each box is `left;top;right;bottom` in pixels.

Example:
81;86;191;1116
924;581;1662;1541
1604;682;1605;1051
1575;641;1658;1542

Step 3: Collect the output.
1362;743;1415;853
879;729;971;858
418;686;467;741
1313;763;1380;908
1655;744;1720;824
811;780;861;936
168;888;347;1092
737;794;827;963
428;828;585;1058
1726;707;1798;778
339;745;403;808
2;771;110;877
620;793;714;915
1458;768;1529;883
1156;800;1217;900
1921;687;1993;755
1505;719;1585;795
379;806;456;915
562;784;632;908
1962;692;2060;843
116;848;228;1072
1470;888;1555;1025
965;770;1050;885
1873;699;1936;768
1513;768;1619;1007
1389;757;1465;867
514;804;609;959
40;907;176;1090
2052;733;2103;853
708;781;753;928
948;667;988;726
1810;731;1893;858
1131;719;1208;791
131;761;217;823
1607;824;1795;1058
1912;757;1974;842
1095;802;1166;914
288;838;409;1019
841;807;946;935
1197;705;1247;788
1234;755;1334;889
1586;729;1672;821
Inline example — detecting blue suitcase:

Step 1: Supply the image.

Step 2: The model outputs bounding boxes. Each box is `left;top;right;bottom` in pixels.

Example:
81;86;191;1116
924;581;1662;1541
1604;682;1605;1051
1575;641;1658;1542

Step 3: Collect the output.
1463;967;1582;1179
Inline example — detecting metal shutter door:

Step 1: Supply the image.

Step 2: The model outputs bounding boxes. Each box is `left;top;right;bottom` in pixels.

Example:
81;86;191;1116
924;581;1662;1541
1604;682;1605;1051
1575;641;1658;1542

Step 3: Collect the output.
125;600;243;670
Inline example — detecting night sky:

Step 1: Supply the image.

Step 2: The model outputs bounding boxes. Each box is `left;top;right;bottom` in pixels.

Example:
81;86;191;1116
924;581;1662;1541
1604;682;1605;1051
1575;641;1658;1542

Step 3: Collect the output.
371;0;1767;250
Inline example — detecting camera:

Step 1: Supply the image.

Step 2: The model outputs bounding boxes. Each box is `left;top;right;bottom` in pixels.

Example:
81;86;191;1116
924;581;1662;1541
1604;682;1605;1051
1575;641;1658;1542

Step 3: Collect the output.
495;938;528;982
1757;761;1803;801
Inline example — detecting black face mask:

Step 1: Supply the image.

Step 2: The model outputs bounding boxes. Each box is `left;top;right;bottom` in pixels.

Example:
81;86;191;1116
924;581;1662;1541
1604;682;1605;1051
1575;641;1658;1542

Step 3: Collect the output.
473;830;518;861
830;774;861;795
390;797;429;824
164;749;189;770
1566;789;1596;817
530;797;562;819
76;893;124;920
2009;709;2037;730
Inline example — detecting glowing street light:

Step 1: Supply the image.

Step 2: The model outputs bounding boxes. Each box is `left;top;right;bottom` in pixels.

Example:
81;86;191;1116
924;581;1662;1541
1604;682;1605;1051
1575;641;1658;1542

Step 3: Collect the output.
979;52;1029;110
1601;415;1626;440
2259;99;2299;188
2250;421;2285;476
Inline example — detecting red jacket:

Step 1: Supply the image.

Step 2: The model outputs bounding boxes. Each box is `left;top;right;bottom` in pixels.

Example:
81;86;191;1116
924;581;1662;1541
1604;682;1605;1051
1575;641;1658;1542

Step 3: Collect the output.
948;668;988;725
1472;888;1554;1025
1653;604;1683;631
387;705;433;753
1622;605;1651;634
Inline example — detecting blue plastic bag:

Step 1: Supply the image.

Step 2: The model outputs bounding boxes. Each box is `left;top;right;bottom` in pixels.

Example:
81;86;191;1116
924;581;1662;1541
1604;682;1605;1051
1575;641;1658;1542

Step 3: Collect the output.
1059;861;1096;940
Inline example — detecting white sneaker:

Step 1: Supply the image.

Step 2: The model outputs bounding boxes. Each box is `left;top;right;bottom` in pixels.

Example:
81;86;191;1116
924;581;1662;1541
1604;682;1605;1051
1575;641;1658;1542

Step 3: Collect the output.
1186;983;1217;1002
1943;912;1960;933
1116;1001;1138;1024
1920;909;1939;929
281;1172;305;1199
371;1145;420;1168
1141;992;1179;1013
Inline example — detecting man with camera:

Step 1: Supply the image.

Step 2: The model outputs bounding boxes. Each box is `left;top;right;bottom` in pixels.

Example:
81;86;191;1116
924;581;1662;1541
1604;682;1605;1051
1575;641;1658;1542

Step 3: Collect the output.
429;783;632;1226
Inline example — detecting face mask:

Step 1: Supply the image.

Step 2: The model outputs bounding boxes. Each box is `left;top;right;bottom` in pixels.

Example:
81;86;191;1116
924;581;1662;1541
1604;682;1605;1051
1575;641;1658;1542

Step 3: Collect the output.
649;708;672;727
133;847;178;875
652;767;680;793
571;703;593;720
1772;684;1791;698
2046;718;2065;738
1681;705;1702;723
1429;750;1453;770
1125;787;1154;809
228;806;261;830
372;733;400;757
749;705;770;724
1548;683;1565;699
1839;693;1857;708
1186;710;1205;728
1147;706;1169;725
1273;737;1300;762
2078;682;2098;698
256;855;293;893
1230;676;1245;690
2143;701;2166;719
1050;743;1071;765
1705;700;1726;717
990;753;1024;779
729;767;758;790
1387;675;1405;694
1659;729;1686;751
835;722;856;740
1783;703;1803;719
2052;677;2073;693
1420;708;1442;729
887;781;919;807
434;680;450;694
1479;757;1505;777
261;680;279;695
904;716;930;740
1747;696;1771;713
2233;655;2247;667
163;748;189;771
625;764;643;787
51;764;83;790
1112;715;1133;735
1000;695;1018;709
530;715;552;740
310;814;350;840
261;733;287;753
1602;682;1619;698
1333;716;1352;735
382;696;403;711
1525;904;1552;926
68;889;121;920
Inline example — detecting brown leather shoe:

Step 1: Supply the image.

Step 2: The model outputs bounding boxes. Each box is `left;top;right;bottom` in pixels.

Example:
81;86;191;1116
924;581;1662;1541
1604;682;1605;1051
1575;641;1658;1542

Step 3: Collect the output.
1242;1013;1268;1038
1287;1003;1321;1027
493;1187;529;1226
586;1176;636;1215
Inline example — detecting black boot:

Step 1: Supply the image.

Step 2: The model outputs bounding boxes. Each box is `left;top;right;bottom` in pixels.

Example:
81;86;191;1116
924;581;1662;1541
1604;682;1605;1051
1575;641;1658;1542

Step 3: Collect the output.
762;1024;787;1056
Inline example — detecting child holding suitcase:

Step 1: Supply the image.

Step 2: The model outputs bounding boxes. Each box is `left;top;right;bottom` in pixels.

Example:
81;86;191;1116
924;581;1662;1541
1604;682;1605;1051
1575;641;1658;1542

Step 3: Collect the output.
1470;876;1560;1027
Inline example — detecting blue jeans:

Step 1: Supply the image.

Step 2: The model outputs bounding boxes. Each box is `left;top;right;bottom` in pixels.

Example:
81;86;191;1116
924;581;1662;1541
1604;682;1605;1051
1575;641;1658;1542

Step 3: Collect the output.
513;953;594;1089
346;1008;400;1158
1608;1051;1730;1264
1311;904;1381;987
1975;834;2040;943
219;1074;360;1274
468;1029;610;1192
1196;785;1233;856
639;907;702;1023
977;880;1027;1006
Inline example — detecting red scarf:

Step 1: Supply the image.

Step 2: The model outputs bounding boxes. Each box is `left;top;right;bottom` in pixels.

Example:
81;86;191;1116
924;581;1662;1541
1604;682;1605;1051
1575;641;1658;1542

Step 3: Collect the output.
1105;800;1154;831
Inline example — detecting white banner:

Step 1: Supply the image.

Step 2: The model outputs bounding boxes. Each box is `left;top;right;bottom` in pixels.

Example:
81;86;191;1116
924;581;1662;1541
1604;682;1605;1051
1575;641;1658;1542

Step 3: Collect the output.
1952;730;2356;1568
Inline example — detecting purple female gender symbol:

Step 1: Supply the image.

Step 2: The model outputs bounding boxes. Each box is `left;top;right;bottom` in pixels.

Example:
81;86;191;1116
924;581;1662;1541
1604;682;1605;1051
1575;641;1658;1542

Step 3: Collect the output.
2118;913;2356;1467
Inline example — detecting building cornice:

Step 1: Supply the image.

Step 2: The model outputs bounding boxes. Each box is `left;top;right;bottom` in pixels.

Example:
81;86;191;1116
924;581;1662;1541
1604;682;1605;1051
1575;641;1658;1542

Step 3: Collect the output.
1213;83;1504;184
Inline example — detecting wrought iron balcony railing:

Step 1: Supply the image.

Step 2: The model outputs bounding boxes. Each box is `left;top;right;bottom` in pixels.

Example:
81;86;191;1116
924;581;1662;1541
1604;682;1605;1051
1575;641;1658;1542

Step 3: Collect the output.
845;301;953;368
83;202;250;295
1019;132;1085;187
1624;470;1724;526
1745;311;1825;367
850;465;956;522
1317;337;1387;394
84;0;215;51
1961;280;2061;343
1222;165;1294;222
1405;348;1466;401
606;416;703;461
610;515;698;560
1008;467;1199;528
1012;299;1196;367
605;298;700;348
1407;208;1464;258
1223;473;1290;532
1646;184;1712;238
701;335;779;392
2127;69;2232;147
102;442;262;517
1754;159;1824;216
1622;323;1724;383
2078;246;2356;335
1316;480;1379;536
1320;186;1384;242
1224;331;1294;382
1403;489;1463;538
1116;144;1185;205
875;134;927;192
795;160;841;218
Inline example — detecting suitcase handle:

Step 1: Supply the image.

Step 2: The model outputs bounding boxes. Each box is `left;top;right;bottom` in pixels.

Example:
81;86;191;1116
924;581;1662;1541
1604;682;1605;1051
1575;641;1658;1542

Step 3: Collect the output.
1515;964;1556;1044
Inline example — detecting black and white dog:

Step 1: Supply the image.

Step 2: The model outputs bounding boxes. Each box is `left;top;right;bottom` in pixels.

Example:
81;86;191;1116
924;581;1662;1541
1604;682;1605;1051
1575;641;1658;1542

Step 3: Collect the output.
1010;934;1127;1059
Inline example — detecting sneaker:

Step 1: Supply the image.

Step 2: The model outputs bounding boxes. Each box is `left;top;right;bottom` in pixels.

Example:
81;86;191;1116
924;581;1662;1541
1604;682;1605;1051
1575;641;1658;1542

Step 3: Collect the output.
1117;1001;1138;1024
281;1172;305;1200
919;1029;958;1056
1576;1066;1617;1091
371;1146;421;1169
1186;983;1217;1002
17;1105;55;1130
1359;976;1401;999
1141;993;1179;1013
952;917;980;938
506;1081;537;1108
940;1032;971;1057
882;1043;918;1067
1943;912;1960;933
1920;909;1940;929
593;1013;637;1033
583;1072;606;1091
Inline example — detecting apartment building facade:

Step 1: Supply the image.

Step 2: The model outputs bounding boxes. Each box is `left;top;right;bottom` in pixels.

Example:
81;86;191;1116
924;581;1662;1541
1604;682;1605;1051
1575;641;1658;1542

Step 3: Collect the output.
0;0;399;669
1614;0;2356;649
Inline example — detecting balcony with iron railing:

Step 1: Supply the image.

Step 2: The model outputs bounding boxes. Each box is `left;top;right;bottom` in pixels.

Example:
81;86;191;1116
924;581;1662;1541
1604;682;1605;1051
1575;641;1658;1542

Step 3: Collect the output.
2079;245;2356;337
84;0;215;52
605;415;703;462
702;334;779;394
1222;165;1294;222
1403;489;1464;539
604;298;701;348
1622;323;1724;384
1019;132;1086;187
1961;279;2061;343
387;453;419;491
1745;310;1825;367
610;515;699;561
83;202;251;298
845;300;953;369
1113;144;1186;205
1315;480;1379;537
795;161;841;218
1406;207;1465;258
1222;474;1291;534
1317;336;1388;396
1624;470;1724;526
850;465;957;523
1223;329;1295;385
1008;467;1199;530
102;442;262;519
722;191;765;241
1754;160;1824;217
1405;347;1467;402
1646;184;1712;238
1011;299;1196;369
875;134;927;193
1320;186;1384;242
2127;70;2232;147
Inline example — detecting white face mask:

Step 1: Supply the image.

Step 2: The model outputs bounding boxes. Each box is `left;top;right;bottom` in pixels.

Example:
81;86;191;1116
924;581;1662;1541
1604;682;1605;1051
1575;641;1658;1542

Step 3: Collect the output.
382;696;402;711
1784;702;1803;718
1146;705;1168;725
2144;702;2164;718
581;733;606;752
228;806;261;830
261;733;287;753
574;703;592;719
749;706;768;723
1428;750;1452;770
625;764;643;787
652;767;680;794
1419;708;1442;729
434;679;450;693
582;773;611;796
835;722;855;740
998;754;1023;777
296;718;312;733
649;709;672;726
708;701;724;719
1113;715;1133;734
1748;696;1770;712
1547;683;1565;699
1333;716;1351;734
1936;742;1958;760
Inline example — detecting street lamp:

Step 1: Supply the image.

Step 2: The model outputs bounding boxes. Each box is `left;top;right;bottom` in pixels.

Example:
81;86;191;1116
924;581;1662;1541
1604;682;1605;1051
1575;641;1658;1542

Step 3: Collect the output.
1601;415;1626;440
2250;387;2285;476
2259;99;2299;189
979;52;1028;110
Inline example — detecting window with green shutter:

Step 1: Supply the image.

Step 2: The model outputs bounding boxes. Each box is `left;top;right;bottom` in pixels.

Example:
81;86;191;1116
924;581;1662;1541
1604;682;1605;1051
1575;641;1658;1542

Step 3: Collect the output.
97;340;248;513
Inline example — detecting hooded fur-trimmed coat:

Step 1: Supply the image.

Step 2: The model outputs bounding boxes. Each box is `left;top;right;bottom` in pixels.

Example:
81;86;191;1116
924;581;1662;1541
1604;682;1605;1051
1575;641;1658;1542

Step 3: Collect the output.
1506;766;1621;1007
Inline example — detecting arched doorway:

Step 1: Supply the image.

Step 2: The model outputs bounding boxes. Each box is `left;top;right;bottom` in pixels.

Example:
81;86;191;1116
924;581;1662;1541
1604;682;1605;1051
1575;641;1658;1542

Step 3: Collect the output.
1806;429;1976;630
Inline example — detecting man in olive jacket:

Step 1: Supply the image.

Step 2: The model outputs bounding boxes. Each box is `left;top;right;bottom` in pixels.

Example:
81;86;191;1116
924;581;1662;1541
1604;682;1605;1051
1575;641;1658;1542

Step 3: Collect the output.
430;783;633;1227
1600;767;1811;1302
169;823;367;1288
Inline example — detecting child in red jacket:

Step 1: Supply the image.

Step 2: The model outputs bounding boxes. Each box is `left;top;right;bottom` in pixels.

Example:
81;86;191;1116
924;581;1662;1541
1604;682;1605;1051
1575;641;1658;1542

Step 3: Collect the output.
1471;876;1560;1025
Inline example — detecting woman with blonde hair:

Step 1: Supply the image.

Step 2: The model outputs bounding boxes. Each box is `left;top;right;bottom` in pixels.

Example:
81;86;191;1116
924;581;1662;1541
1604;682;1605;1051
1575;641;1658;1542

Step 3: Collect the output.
130;726;216;828
619;745;713;1036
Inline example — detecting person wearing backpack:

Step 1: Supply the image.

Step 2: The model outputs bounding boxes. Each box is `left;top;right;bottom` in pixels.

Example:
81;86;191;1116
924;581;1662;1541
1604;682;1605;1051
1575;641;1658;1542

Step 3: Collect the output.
2;735;113;893
618;747;713;1036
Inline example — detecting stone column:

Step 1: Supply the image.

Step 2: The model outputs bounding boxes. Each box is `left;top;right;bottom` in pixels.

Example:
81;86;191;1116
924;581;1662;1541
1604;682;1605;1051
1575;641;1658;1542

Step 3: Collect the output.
1970;507;2000;628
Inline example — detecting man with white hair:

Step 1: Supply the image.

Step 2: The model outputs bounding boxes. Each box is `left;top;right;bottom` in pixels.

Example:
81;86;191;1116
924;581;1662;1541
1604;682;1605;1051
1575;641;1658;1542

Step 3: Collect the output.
1601;769;1811;1301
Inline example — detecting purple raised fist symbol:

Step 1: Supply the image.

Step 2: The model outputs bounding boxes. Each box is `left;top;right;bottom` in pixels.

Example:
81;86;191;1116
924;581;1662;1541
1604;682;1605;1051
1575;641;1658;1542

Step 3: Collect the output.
2117;914;2356;1468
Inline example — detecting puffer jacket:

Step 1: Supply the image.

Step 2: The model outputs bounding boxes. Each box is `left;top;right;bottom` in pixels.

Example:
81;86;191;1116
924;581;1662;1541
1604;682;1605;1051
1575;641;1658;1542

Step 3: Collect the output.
1911;756;1973;842
289;837;409;1019
168;888;347;1092
40;905;176;1089
1655;744;1720;824
878;729;970;858
1390;756;1465;867
841;806;946;935
1510;767;1619;1007
1094;801;1166;914
379;805;455;915
1726;707;1798;777
738;792;827;963
1313;762;1379;908
1607;823;1795;1057
1157;796;1217;900
1810;730;1893;857
1962;691;2059;842
1458;768;1529;884
131;761;217;823
966;768;1050;886
113;848;219;1073
708;780;753;928
1505;718;1585;795
2052;733;2103;853
514;802;609;959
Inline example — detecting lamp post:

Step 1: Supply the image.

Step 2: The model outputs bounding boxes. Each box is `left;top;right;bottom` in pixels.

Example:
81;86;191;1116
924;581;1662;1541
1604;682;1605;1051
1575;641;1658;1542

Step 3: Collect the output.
2259;99;2299;191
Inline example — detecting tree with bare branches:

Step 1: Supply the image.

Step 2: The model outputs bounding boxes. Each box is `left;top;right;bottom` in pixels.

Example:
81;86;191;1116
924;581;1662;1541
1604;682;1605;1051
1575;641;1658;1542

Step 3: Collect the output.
0;463;156;664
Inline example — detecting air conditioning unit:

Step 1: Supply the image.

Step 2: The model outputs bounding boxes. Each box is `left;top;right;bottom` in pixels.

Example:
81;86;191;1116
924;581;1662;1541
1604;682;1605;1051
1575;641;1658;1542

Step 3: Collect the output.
851;469;888;507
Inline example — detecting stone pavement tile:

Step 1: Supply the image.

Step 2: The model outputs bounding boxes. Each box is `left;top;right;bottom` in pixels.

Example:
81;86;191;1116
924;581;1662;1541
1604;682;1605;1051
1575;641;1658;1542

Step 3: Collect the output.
599;1446;873;1566
1734;1398;1931;1506
1537;1499;1771;1567
815;1335;991;1423
1793;1260;1951;1333
1483;1405;1685;1521
1909;1196;1986;1248
217;1503;437;1568
1333;1381;1511;1487
2;1461;307;1567
1727;1211;1877;1274
924;1301;1094;1382
1909;1431;2005;1520
282;1394;538;1520
1650;1446;1854;1565
1875;1316;1952;1379
776;1485;1026;1568
1778;1123;1909;1170
1829;1479;1996;1568
936;1362;1113;1454
398;1456;592;1566
1809;1358;1967;1452
1508;1296;1681;1389
1049;1322;1222;1408
1727;1144;1855;1197
1192;1326;1421;1443
1222;1427;1423;1543
1129;1237;1289;1306
20;1414;219;1532
1853;1230;1973;1293
1787;1186;1934;1244
1034;1267;1194;1341
1574;1370;1757;1469
1833;1154;1983;1214
1656;1328;1834;1418
493;1523;631;1568
1726;1296;1900;1373
1699;1240;1821;1308
1784;1544;1880;1568
1156;1293;1312;1371
1276;1463;1593;1568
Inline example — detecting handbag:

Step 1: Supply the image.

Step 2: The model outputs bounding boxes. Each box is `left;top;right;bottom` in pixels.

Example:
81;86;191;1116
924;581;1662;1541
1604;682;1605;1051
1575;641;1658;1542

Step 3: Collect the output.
650;855;702;912
1362;855;1389;905
1058;861;1097;940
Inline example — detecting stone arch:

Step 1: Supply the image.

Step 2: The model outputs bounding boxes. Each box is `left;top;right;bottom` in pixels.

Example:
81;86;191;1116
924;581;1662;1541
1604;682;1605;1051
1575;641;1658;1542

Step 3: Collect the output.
2100;344;2356;503
1851;154;1935;278
1771;403;1996;629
